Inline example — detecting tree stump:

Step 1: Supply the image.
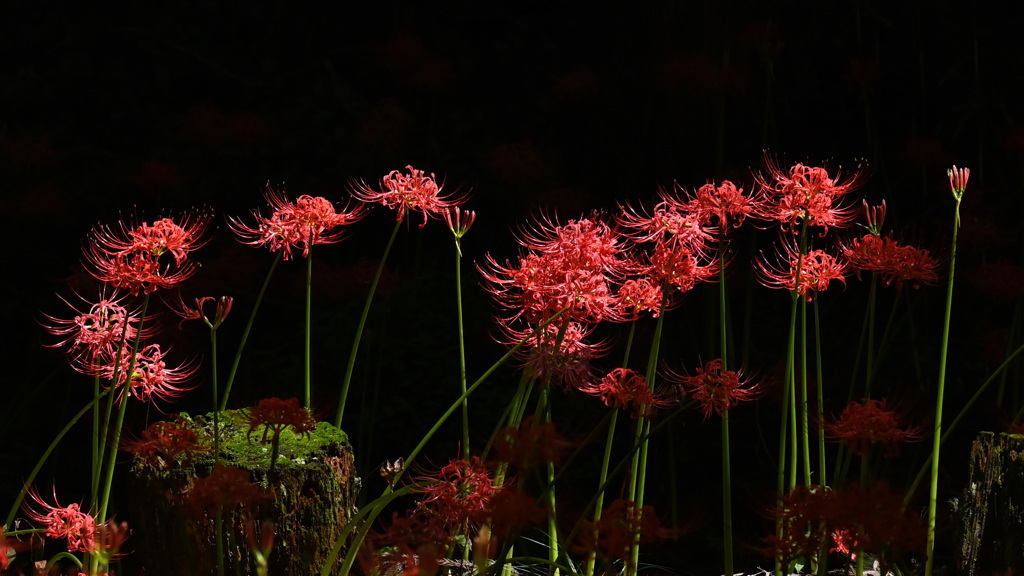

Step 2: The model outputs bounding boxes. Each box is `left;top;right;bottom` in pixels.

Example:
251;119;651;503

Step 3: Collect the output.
955;431;1024;576
122;410;360;575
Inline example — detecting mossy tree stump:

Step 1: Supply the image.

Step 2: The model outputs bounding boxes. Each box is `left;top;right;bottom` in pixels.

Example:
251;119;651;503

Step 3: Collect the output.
955;431;1024;575
123;409;360;575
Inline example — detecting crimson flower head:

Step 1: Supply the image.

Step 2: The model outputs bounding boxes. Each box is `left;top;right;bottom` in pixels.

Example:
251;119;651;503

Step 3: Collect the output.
688;179;759;230
22;485;96;553
40;288;153;373
247;397;317;445
619;187;715;251
229;182;365;260
122;415;208;469
754;154;866;234
352;165;463;227
100;343;199;408
758;237;846;301
948;165;969;200
501;319;608;389
664;358;759;419
84;211;212;294
414;456;496;530
578;368;671;418
842;234;939;290
824;398;921;457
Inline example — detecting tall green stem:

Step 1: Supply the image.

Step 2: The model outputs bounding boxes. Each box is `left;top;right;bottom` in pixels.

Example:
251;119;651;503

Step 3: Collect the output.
336;218;403;428
454;239;470;458
305;239;314;408
222;251;282;411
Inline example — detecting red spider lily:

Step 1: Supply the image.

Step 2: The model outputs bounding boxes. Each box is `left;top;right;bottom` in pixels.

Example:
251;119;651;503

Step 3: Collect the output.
616;276;665;319
573;499;676;570
499;319;608;389
22;485;96;553
165;292;233;330
228;182;365;260
688;179;760;230
824;398;921;457
619;189;716;253
492;416;573;473
479;214;625;325
122;415;208;469
442;207;476;238
664;358;759;419
40;288;152;372
842;234;939;290
84;211;212;294
351;165;463;227
369;510;448;576
247;397;317;444
578;368;672;418
186;464;267;517
645;237;719;294
754;155;866;234
757;237;846;301
99;343;199;407
948;165;969;199
414;456;496;530
861;199;886;235
90;519;130;566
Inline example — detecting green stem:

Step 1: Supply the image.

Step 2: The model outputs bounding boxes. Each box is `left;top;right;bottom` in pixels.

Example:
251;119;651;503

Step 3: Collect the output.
305;239;314;409
222;251;282;411
336;218;403;428
813;294;826;488
212;327;220;464
455;238;470;459
925;197;961;576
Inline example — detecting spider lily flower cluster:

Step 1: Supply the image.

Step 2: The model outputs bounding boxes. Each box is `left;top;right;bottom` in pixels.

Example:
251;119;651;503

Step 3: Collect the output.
5;158;983;576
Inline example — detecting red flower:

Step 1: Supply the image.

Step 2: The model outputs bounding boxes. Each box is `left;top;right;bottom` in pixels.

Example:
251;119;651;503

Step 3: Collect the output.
578;368;670;418
123;415;207;469
948;165;969;199
664;358;759;419
824;398;920;457
619;188;715;252
616;276;665;319
351;165;462;227
40;288;152;372
84;211;212;294
689;180;759;230
757;238;846;301
22;485;96;553
229;182;365;261
166;293;234;330
414;456;496;530
186;464;267;517
574;499;675;569
500;319;608;389
754;155;866;234
474;486;547;542
842;233;939;290
100;343;199;407
247;397;317;444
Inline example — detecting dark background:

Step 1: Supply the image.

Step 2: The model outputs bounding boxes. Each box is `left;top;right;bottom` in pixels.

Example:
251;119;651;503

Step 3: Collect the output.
3;1;1024;573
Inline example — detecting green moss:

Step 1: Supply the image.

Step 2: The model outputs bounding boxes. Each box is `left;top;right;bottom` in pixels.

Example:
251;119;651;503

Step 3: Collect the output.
178;409;350;473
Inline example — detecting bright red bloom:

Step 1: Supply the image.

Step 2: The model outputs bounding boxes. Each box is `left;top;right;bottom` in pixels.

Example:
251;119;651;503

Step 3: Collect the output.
40;288;151;372
645;237;719;294
578;368;670;418
757;238;846;301
619;187;715;252
123;415;208;469
22;485;96;552
186;464;267;517
754;155;866;234
414;456;496;530
229;182;365;260
500;319;608;389
664;358;759;419
824;398;920;457
616;276;665;319
842;233;939;290
688;180;759;230
100;343;199;407
247;397;317;444
84;211;212;294
351;165;462;227
479;214;625;324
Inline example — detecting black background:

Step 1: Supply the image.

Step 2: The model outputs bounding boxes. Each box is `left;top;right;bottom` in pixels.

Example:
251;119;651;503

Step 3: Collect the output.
3;1;1023;573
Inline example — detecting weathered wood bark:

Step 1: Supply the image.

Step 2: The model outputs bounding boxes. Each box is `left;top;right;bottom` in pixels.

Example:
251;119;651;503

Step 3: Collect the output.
122;410;360;575
955;431;1024;576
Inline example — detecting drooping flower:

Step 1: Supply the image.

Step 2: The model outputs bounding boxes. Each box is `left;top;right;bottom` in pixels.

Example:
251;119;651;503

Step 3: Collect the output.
351;165;463;227
842;233;939;290
99;343;199;407
578;368;671;418
247;397;317;445
824;398;920;457
84;211;212;294
40;288;152;372
228;182;365;260
22;485;96;553
757;237;846;301
754;155;866;234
